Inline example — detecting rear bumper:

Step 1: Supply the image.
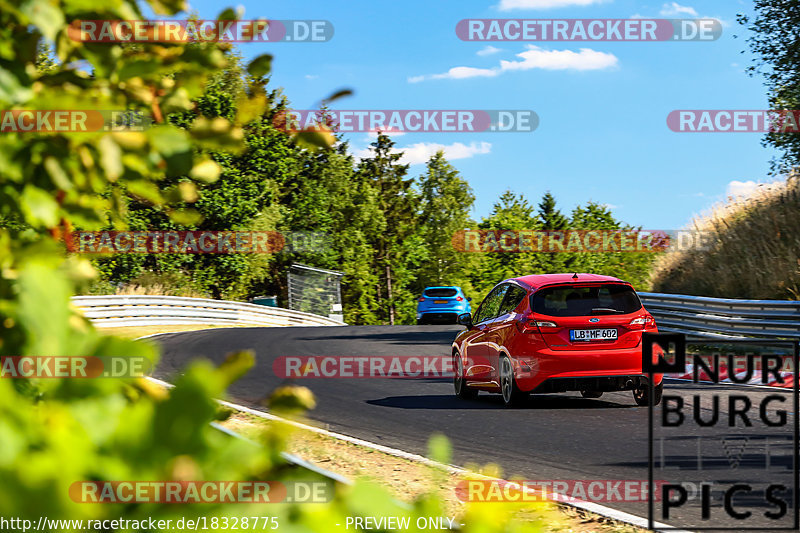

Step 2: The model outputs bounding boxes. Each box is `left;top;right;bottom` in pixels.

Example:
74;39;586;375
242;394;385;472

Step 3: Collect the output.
513;346;663;392
531;374;651;394
418;312;460;323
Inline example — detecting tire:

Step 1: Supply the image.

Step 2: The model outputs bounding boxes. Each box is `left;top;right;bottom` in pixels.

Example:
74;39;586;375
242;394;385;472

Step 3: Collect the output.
417;317;427;325
454;353;478;400
499;354;528;408
633;381;663;406
581;390;603;399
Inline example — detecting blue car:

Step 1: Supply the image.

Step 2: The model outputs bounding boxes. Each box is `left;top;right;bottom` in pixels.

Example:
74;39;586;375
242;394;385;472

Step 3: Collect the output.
416;286;471;325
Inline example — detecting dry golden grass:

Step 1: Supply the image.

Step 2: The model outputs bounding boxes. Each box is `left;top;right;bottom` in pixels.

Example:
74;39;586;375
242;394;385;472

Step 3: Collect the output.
101;323;255;339
113;282;209;298
650;175;800;299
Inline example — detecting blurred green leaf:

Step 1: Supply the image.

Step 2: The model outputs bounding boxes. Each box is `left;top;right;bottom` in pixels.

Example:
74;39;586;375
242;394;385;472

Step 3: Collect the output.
167;207;203;225
20;0;64;41
295;128;335;149
126;180;163;205
147;125;191;156
118;59;161;81
216;7;237;20
20;186;59;227
323;88;354;105
98;136;123;180
189;159;221;183
246;54;272;78
427;432;452;464
217;350;254;387
267;385;316;414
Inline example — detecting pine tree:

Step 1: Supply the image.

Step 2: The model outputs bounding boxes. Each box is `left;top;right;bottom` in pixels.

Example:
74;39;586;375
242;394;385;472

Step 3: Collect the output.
416;151;476;291
537;191;570;273
357;133;418;324
538;191;569;230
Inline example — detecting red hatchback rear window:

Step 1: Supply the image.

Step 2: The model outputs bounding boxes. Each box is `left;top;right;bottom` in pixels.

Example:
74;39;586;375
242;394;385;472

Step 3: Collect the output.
532;284;642;317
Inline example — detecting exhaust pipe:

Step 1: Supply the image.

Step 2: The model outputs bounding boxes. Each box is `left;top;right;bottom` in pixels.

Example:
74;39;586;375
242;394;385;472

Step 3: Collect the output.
625;379;634;389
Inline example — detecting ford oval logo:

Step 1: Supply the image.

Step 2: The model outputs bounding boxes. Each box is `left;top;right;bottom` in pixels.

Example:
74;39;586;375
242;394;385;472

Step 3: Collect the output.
588;318;600;323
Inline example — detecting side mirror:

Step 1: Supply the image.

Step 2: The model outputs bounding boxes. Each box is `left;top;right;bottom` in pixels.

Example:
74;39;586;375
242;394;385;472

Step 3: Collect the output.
457;312;473;329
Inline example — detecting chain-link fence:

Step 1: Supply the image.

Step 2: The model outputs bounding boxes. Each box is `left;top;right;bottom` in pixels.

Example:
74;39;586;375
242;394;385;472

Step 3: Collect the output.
287;263;344;322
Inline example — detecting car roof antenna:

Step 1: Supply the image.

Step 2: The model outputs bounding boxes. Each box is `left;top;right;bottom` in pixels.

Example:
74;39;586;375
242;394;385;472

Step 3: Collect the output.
572;273;578;280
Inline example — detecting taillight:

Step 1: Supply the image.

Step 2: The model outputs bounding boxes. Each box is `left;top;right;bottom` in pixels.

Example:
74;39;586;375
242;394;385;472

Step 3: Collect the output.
456;296;463;301
629;315;655;330
534;321;559;331
418;297;425;302
517;316;558;333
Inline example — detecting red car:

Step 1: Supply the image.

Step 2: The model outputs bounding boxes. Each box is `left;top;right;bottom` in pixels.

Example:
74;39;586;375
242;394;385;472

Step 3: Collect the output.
452;273;662;407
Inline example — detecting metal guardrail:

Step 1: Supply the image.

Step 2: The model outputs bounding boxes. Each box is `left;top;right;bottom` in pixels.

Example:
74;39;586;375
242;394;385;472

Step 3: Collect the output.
638;292;800;339
73;292;798;338
72;295;346;328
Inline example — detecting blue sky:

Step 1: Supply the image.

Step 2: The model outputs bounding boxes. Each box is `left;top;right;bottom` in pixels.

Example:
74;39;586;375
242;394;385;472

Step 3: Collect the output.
186;0;777;229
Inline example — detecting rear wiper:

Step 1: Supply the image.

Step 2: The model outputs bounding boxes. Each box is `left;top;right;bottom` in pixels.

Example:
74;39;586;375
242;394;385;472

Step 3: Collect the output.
590;308;625;315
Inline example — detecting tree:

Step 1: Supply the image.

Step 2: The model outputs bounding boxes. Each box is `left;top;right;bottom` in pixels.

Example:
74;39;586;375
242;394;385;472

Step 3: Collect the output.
473;190;542;293
356;133;418;324
537;191;569;230
569;201;656;288
739;1;800;174
90;62;295;300
415;151;476;294
536;191;571;273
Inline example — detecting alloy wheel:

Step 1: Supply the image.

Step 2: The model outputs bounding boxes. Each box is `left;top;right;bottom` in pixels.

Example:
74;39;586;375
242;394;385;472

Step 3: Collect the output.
501;357;513;404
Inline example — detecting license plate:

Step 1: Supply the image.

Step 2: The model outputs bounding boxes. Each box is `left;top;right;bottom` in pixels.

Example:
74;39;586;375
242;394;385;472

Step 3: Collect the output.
434;300;448;304
570;328;617;342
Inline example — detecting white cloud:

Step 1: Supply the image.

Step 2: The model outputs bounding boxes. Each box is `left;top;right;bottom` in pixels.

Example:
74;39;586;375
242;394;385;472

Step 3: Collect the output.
477;45;503;56
365;131;406;140
400;142;491;165
497;0;606;10
500;45;618;71
304;74;319;80
352;141;491;165
409;66;499;83
409;45;617;82
726;180;759;198
660;2;698;16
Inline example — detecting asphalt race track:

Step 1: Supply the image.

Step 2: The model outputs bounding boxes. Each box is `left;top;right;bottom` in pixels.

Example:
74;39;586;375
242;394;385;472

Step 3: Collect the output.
151;325;798;531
